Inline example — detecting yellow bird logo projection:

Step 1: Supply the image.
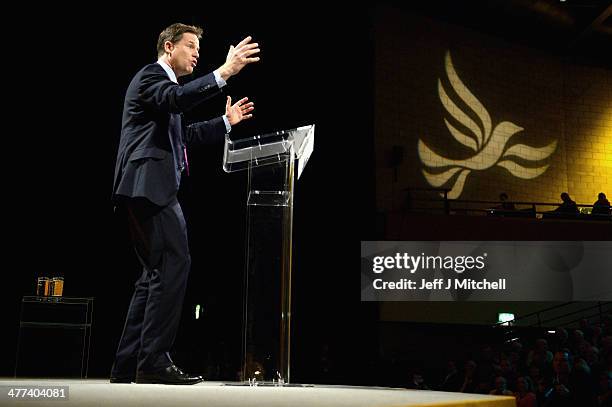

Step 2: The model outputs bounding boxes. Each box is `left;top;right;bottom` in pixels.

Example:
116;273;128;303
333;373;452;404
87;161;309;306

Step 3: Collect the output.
418;51;557;199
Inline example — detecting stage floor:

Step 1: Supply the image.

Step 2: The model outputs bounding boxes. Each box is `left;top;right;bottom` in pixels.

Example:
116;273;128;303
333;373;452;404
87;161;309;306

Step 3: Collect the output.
0;378;515;407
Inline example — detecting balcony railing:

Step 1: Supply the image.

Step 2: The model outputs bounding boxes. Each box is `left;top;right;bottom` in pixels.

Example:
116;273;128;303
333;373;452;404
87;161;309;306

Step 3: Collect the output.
403;187;611;221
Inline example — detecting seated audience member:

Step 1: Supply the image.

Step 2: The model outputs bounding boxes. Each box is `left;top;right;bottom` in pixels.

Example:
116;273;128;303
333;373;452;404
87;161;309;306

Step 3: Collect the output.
571;329;587;355
499;358;518;391
544;351;596;407
489;375;513;396
581;319;596;344
592;326;603;349
489;192;532;217
581;345;601;374
604;347;612;373
596;371;612;407
592;193;611;216
553;192;579;215
603;315;612;336
476;345;497;389
496;192;516;211
573;357;592;376
536;377;550;406
515;376;537;407
460;360;478;393
528;338;554;369
528;365;542;386
440;360;462;392
406;369;430;390
552;328;569;353
510;340;526;370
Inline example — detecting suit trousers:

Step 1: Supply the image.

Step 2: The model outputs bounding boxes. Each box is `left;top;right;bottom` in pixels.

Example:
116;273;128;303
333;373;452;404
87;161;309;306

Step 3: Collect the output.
111;196;191;374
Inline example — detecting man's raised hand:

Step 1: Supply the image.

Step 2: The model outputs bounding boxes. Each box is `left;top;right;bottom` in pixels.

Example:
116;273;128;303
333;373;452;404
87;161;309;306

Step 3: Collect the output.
218;36;260;81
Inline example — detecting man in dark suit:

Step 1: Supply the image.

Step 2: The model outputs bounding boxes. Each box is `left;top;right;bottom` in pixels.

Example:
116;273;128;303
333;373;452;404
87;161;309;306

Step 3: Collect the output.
110;23;259;385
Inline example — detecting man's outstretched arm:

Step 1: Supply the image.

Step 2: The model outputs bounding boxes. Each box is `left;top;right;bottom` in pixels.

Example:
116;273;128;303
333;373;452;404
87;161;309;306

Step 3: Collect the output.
140;36;260;114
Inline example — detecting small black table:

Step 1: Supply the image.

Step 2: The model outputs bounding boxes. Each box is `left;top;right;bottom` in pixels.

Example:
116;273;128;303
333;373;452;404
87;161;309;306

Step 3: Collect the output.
15;296;94;378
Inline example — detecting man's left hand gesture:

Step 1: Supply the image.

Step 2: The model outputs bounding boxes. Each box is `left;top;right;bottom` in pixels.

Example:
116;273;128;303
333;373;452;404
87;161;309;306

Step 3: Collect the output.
226;96;254;126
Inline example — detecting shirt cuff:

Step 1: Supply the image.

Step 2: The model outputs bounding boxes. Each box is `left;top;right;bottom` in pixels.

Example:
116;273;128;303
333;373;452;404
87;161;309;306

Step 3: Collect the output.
222;115;232;133
213;70;227;88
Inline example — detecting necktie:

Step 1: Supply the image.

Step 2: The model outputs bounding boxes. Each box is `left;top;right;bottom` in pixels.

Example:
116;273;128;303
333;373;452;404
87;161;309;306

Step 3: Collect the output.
183;145;189;176
169;114;185;185
179;113;189;176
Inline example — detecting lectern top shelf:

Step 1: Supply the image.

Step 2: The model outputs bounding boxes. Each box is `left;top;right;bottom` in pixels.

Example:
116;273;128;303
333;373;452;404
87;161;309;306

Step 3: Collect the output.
223;125;314;178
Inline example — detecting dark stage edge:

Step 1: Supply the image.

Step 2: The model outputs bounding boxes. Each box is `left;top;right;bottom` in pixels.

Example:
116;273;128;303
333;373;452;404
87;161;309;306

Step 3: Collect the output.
0;378;515;406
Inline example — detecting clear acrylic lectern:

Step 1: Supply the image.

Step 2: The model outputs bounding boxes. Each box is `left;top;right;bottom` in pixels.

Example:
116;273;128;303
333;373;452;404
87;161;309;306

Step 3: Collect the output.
223;125;314;385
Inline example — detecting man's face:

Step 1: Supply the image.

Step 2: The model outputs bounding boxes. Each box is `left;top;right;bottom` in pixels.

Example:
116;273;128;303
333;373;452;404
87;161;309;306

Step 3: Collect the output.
168;33;200;77
517;377;526;392
553;352;570;374
495;377;506;390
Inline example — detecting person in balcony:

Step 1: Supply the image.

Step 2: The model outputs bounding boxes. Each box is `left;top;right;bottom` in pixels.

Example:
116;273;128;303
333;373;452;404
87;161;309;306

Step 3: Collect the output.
592;193;611;216
514;376;537;407
497;192;516;211
553;192;579;215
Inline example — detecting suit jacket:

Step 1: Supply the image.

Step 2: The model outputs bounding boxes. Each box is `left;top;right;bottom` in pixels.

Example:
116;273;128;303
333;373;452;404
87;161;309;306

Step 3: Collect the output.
113;62;227;207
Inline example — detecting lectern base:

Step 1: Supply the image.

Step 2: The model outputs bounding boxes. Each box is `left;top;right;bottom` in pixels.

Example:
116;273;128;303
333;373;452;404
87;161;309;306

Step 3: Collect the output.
222;382;313;387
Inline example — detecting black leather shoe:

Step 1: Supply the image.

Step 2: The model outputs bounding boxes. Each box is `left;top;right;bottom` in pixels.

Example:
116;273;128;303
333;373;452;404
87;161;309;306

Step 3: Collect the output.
110;375;134;383
136;364;203;385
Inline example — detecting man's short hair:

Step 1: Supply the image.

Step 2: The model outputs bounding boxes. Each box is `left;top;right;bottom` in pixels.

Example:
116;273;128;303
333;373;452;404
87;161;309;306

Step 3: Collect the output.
157;23;203;57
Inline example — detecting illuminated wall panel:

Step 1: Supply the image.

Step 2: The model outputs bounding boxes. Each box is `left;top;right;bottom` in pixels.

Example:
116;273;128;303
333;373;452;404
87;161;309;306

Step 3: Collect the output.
374;7;612;211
